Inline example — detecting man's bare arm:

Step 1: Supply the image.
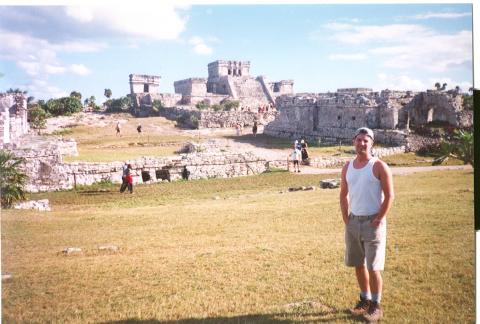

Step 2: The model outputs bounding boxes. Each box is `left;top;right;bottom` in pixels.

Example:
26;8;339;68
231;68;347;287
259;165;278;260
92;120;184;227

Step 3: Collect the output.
372;160;394;227
339;163;350;225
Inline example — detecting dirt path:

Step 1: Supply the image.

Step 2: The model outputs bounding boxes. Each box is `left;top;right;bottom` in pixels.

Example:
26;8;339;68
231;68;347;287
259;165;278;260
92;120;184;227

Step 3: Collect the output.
292;164;473;175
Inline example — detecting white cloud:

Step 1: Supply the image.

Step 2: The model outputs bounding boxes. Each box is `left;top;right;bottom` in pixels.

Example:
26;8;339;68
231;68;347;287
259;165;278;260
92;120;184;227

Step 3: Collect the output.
411;12;471;20
27;79;69;99
70;64;91;76
322;22;472;73
375;73;472;92
53;41;107;53
17;61;41;76
375;73;427;91
65;6;94;23
64;4;189;41
325;23;434;45
369;30;472;72
328;53;367;61
44;64;66;74
189;36;213;55
0;30;97;77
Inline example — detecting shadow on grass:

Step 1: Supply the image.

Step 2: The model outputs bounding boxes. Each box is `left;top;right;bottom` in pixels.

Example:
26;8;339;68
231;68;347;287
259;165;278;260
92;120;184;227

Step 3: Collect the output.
101;309;365;323
224;134;292;150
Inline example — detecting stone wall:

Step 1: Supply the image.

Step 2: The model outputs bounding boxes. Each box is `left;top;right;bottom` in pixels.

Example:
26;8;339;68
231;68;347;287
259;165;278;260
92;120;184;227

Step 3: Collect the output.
405;90;465;127
199;110;277;128
180;93;229;106
132;93;183;116
159;106;277;129
16;150;267;193
174;78;207;96
0;93;29;147
264;88;471;148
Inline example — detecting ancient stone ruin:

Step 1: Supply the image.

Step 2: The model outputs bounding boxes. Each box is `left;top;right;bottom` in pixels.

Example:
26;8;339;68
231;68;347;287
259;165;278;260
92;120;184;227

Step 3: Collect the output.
0;93;29;147
264;88;472;148
130;60;294;117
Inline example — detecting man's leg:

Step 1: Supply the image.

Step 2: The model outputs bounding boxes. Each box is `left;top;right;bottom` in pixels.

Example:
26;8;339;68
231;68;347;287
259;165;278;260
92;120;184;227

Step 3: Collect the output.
356;265;370;294
368;270;383;303
120;179;127;192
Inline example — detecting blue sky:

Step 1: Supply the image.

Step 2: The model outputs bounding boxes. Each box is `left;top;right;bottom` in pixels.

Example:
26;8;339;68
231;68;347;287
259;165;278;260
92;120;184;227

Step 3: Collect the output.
0;2;475;103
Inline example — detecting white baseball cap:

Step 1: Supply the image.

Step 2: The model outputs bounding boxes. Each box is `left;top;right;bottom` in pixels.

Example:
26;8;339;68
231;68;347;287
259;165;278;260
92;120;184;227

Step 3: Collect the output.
354;127;374;140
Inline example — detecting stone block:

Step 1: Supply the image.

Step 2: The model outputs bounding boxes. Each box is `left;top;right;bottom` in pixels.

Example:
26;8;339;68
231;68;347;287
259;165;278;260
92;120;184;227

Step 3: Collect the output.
320;179;340;189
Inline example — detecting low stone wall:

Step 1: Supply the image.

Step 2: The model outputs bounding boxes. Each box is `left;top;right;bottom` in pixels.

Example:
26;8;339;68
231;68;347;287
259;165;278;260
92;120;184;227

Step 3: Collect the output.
160;106;277;129
372;146;406;157
17;150;266;193
405;134;443;153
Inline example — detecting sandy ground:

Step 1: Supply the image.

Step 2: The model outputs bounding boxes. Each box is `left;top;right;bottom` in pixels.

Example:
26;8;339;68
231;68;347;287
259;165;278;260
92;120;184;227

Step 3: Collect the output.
294;164;473;175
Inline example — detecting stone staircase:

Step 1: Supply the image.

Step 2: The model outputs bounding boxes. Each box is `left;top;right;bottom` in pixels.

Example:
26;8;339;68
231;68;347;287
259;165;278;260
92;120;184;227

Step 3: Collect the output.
232;77;270;107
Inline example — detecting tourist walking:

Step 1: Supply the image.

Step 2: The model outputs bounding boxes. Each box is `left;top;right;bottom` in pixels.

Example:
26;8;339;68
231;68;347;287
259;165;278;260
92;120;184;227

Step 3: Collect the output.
252;121;258;137
339;127;394;322
137;124;142;136
300;138;309;163
116;121;121;136
120;164;134;194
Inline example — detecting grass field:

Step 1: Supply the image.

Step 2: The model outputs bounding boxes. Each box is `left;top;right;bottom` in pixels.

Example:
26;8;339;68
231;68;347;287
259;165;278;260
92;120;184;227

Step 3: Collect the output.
58;113;464;166
1;169;474;323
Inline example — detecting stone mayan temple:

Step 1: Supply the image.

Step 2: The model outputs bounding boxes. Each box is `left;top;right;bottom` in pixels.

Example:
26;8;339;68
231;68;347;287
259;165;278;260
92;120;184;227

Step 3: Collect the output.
174;60;293;107
129;60;294;116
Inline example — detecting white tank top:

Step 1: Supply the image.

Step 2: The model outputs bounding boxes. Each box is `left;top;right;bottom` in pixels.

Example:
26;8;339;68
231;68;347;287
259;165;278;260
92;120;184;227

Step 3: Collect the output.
346;157;383;216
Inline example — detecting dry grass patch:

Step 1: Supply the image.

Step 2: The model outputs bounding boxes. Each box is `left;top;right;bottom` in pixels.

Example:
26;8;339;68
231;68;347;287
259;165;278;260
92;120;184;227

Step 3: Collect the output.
2;169;473;323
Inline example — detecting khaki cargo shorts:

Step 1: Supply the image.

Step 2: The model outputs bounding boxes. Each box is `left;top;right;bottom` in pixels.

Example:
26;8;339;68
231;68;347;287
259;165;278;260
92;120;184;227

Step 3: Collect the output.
345;213;386;271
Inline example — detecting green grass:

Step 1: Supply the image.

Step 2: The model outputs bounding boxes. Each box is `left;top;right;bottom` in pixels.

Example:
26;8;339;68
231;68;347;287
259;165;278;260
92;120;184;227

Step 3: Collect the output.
382;152;464;166
2;170;474;323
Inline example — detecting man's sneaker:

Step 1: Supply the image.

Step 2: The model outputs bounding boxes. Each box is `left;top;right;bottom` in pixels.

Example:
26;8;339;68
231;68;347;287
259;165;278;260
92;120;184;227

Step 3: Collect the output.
349;295;371;315
363;301;383;322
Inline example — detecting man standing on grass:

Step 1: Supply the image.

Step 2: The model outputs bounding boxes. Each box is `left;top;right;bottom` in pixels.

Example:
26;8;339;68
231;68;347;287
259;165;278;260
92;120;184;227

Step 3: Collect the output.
339;127;394;322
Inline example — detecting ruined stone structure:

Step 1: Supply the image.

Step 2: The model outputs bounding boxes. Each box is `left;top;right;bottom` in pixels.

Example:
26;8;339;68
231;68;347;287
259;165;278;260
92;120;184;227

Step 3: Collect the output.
129;74;182;117
404;89;472;128
174;60;294;107
160;106;277;129
0;93;29;148
264;88;472;147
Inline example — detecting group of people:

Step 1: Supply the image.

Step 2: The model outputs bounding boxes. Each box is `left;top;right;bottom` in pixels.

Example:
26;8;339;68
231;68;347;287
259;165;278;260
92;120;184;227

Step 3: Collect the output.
290;138;309;172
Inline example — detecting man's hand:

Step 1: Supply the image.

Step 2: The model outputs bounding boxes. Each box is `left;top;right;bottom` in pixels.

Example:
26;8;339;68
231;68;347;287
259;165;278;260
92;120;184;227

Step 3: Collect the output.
370;216;383;227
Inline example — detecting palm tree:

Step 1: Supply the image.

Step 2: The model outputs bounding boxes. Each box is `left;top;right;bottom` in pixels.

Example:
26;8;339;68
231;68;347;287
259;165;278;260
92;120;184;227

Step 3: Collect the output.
433;130;474;166
104;89;112;99
0;150;27;207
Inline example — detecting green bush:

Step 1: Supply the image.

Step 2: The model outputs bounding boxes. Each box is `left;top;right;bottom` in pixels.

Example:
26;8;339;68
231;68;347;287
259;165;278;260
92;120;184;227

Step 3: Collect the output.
105;96;132;113
189;115;199;129
223;100;240;111
28;105;47;130
195;102;210;110
41;97;82;116
212;104;222;112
